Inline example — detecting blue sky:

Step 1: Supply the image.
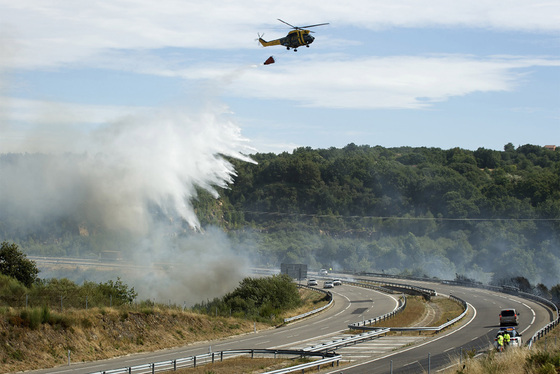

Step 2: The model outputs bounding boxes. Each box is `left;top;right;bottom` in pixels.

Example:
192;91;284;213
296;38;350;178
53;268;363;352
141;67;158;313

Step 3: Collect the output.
1;0;559;154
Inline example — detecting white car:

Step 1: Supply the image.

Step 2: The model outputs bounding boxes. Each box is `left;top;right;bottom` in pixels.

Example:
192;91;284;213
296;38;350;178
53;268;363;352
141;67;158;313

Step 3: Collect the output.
319;269;328;276
307;279;318;286
494;327;522;349
332;279;342;286
323;281;334;289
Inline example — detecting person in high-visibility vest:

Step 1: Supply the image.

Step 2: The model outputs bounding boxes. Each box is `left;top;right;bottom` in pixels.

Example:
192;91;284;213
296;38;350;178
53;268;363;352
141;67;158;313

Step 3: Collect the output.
496;333;504;352
504;331;511;347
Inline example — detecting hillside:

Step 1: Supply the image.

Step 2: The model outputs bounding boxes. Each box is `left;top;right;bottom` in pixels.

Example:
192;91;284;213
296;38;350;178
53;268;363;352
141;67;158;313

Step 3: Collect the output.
214;143;560;288
0;306;268;372
1;144;559;289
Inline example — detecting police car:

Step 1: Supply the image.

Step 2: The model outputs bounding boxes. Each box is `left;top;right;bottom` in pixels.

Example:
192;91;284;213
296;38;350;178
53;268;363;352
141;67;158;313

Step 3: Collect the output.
494;327;523;349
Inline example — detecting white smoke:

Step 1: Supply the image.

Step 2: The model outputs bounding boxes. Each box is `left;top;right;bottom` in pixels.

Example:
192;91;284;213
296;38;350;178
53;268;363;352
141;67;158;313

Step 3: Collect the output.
0;102;256;302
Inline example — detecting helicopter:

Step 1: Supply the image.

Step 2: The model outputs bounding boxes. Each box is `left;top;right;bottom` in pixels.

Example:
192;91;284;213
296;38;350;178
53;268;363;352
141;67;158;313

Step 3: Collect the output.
258;19;329;51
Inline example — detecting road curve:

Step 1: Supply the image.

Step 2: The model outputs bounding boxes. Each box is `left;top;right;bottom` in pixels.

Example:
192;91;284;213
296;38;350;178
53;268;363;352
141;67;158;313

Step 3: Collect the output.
24;274;554;374
326;276;554;374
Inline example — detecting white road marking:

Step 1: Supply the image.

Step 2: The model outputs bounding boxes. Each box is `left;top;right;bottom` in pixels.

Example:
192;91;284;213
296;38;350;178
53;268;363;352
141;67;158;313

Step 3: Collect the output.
403;360;419;367
329;302;478;373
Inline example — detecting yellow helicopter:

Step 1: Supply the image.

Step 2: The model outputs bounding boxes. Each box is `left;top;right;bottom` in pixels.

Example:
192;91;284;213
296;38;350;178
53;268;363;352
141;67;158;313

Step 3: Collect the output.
258;19;329;51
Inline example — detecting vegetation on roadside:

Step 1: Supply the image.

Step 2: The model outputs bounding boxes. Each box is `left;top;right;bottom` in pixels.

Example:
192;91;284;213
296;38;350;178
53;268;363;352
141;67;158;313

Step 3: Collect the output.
370;296;464;330
446;341;560;374
191;274;306;324
0;253;327;372
0;305;269;372
442;322;560;374
0;273;138;310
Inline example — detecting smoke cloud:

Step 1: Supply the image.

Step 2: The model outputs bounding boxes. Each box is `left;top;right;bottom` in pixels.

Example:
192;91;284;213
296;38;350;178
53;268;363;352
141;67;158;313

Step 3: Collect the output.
0;102;255;303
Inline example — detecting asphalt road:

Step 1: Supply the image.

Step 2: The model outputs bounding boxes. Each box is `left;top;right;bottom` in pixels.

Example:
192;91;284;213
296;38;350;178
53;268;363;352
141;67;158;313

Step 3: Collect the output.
25;274;555;374
325;276;554;374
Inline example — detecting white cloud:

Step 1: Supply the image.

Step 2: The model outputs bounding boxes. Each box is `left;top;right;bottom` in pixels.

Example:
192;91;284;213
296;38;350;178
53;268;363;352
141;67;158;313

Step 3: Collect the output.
2;54;557;127
217;55;560;109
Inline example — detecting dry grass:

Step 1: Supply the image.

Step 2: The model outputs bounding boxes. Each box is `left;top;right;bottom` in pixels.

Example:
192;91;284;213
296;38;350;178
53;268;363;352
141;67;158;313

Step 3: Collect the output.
430;297;465;327
282;288;329;320
373;296;429;328
0;306;270;372
443;345;560;373
0;288;329;373
174;357;290;374
442;326;560;373
358;295;465;337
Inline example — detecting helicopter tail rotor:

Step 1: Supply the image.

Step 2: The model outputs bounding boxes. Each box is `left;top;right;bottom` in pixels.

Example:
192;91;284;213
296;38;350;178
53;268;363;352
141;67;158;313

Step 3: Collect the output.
256;33;266;46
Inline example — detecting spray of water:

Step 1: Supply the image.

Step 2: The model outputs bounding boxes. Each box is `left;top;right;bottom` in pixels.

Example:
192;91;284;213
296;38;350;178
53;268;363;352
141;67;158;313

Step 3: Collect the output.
0;103;256;303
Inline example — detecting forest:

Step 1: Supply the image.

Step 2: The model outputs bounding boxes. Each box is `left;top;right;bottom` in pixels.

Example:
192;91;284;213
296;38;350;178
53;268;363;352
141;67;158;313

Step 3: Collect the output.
200;143;560;288
1;143;559;289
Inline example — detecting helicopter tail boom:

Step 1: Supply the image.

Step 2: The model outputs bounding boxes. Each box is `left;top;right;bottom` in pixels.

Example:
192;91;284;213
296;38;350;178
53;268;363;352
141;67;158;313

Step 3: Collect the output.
258;36;281;47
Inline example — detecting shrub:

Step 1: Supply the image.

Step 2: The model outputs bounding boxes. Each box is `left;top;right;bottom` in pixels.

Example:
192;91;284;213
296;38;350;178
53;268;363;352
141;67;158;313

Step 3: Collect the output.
81;318;93;328
41;305;50;324
526;351;560;372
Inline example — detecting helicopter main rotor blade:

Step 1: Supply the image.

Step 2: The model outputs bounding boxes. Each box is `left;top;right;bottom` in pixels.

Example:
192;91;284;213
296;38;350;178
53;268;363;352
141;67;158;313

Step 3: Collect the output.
277;18;298;29
300;22;329;28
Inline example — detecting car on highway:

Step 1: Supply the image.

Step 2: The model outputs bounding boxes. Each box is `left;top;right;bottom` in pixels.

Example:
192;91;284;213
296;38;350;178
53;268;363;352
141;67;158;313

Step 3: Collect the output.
332;279;342;286
499;308;519;326
323;281;334;288
307;279;318;286
319;269;328;276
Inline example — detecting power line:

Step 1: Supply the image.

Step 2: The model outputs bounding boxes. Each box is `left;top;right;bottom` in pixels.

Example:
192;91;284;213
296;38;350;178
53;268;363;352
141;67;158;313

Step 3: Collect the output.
237;210;560;222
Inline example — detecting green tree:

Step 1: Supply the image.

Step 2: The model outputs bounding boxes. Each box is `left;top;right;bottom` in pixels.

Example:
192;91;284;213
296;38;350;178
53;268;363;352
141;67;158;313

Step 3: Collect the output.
0;242;39;287
97;277;138;305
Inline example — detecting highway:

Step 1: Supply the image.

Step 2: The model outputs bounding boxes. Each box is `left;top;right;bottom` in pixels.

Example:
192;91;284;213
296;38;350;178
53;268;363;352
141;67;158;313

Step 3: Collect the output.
25;272;555;374
327;276;554;373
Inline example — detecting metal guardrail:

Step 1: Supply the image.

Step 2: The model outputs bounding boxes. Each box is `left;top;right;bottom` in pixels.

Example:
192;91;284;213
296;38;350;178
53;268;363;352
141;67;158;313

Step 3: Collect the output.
439;279;560;347
357;273;560;346
357;277;438;297
348;294;407;330
283;276;433;327
524;293;560;348
89;349;341;374
262;354;341;374
89;272;557;374
304;328;391;352
389;294;468;332
347;290;468;333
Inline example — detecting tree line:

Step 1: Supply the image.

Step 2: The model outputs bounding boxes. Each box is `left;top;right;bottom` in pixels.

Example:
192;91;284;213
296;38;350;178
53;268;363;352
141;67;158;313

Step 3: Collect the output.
201;143;559;289
0;242;137;309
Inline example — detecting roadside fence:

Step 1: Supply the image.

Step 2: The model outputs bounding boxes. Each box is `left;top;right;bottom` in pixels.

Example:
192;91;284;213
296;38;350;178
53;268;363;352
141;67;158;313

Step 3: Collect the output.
88;349;341;374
